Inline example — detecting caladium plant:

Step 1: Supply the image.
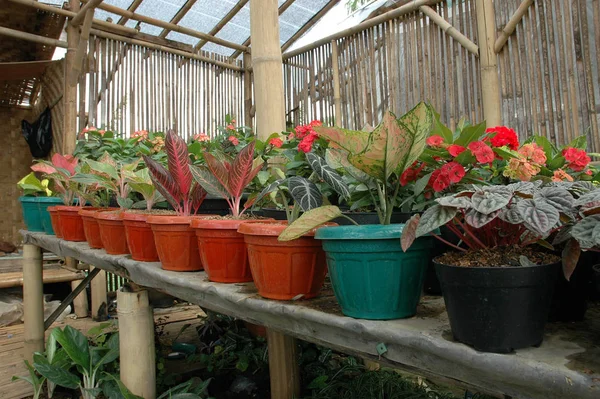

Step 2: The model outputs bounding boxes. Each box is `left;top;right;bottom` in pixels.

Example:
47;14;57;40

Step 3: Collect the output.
125;168;165;210
143;130;207;216
190;142;263;218
278;102;434;241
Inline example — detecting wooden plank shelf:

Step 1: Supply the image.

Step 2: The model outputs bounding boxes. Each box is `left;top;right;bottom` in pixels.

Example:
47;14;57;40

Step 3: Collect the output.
20;231;600;399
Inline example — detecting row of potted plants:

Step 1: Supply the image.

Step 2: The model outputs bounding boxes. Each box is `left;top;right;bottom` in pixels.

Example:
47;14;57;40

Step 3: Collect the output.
19;106;600;355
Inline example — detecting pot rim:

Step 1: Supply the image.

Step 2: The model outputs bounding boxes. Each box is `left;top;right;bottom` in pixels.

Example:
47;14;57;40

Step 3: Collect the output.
238;221;336;237
146;214;216;225
190;217;274;230
433;258;561;270
35;197;64;203
95;210;125;221
315;223;405;240
56;205;87;213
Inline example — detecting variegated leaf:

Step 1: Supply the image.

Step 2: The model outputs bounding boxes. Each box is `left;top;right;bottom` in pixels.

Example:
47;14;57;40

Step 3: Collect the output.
574;189;600;207
416;205;457;237
229;142;256;197
325;148;372;183
306;152;350;199
254;179;287;206
165;130;193;198
498;205;524;224
436;195;472;209
190;165;229;199
465;209;499;228
288;176;323;211
143;155;180;210
516;198;560;236
570;215;600;249
533;187;574;212
401;214;420;251
204;153;230;195
278;206;342;242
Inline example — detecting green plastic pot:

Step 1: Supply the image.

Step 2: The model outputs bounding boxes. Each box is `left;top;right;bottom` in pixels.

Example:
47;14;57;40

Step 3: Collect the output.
315;224;433;320
37;197;64;235
19;197;44;232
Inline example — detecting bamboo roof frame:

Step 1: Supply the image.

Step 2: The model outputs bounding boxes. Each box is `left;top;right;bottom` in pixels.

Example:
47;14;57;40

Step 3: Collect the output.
117;0;143;25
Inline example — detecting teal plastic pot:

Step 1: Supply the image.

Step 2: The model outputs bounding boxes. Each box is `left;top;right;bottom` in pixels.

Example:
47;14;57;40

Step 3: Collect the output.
315;224;433;320
37;197;64;235
19;197;44;232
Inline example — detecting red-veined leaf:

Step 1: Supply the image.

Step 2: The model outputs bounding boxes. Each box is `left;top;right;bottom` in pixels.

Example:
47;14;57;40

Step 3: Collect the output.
229;142;256;197
190;165;230;199
243;161;264;189
165;130;192;199
190;182;207;214
143;155;180;211
204;153;230;195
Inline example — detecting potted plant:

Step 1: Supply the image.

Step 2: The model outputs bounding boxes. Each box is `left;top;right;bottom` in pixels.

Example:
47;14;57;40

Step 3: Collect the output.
143;130;207;271
277;103;435;319
17;172;55;233
400;182;572;353
189;141;266;282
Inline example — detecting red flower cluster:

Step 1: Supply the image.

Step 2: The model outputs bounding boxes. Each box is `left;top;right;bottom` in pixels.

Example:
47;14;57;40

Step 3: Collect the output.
295;120;322;153
400;161;425;186
269;137;283;148
228;135;239;145
562;147;591;171
447;144;466;157
468;141;495;163
426;135;444;148
428;161;465;192
486;126;519;150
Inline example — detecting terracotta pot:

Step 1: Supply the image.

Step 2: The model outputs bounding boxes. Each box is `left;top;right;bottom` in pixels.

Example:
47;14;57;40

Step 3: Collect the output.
147;215;214;271
48;206;63;238
123;212;159;262
244;321;267;338
238;221;329;300
79;208;113;248
190;219;271;283
56;206;87;241
96;211;129;255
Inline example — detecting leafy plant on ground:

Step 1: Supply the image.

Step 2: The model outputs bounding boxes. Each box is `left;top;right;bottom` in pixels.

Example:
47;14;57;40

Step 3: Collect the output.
12;360;46;399
17;172;52;197
144;130;207;216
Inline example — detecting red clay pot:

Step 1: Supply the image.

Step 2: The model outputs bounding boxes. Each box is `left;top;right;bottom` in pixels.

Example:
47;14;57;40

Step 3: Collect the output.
56;206;87;241
96;211;129;255
79;208;113;248
148;215;214;272
244;321;267;338
123;212;159;262
48;206;63;238
238;221;329;300
190;219;272;283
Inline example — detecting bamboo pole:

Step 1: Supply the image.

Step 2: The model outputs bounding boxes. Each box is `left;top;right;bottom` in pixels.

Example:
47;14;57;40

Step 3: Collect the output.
80;0;249;52
243;53;253;128
118;288;156;399
0;26;67;48
475;0;501;126
64;0;80;155
419;5;479;56
71;280;89;317
250;0;286;139
267;329;300;399
195;0;249;50
70;9;95;87
71;0;104;26
23;244;44;362
91;267;108;321
494;0;534;53
90;29;244;72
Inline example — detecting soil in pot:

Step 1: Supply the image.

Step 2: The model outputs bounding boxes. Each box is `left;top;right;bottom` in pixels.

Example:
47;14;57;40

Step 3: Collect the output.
123;210;174;262
191;216;270;283
238;221;328;300
148;215;213;271
57;206;88;241
96;211;129;255
316;224;433;320
435;247;560;353
19;197;44;232
48;206;63;238
38;197;63;235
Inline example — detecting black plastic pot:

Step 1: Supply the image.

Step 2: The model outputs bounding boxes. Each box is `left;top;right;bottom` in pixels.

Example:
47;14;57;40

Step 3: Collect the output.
260;208;288;220
435;260;560;353
424;225;459;295
197;195;231;215
593;264;600;297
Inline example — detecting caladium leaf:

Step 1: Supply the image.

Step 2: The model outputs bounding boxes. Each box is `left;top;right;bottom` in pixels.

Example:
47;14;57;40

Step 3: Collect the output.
51;153;78;175
416;205;457;237
278;205;342;241
325;148;372;183
533;187;574;212
86;159;119;180
465;209;499;228
516;198;560;236
190;165;229;199
165;130;193;200
570;215;600;249
288;176;323;211
306;152;350;199
471;188;512;215
394;102;434;175
401;214;420;251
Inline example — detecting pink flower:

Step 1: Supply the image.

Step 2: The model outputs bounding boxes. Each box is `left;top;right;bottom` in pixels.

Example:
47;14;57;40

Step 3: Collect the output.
228;135;239;145
552;169;574;182
309;120;322;127
193;133;210;142
427;162;465;192
426;135;444;148
132;130;149;141
562;147;591;171
468;141;495;163
447;144;466;157
298;132;317;153
400;162;425;186
269;137;283;148
227;124;235;131
503;158;541;181
518;143;547;164
586;169;594;176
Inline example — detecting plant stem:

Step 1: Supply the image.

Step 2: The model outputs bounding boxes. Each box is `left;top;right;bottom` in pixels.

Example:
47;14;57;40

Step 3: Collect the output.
454;217;488;249
339;214;360;226
431;233;467;252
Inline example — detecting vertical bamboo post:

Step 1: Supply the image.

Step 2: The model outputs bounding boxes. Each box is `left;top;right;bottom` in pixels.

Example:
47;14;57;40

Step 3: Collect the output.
249;0;286;139
23;244;44;361
91;267;108;321
266;329;300;399
243;53;253;129
64;0;81;154
117;288;156;399
331;40;342;126
475;0;501;125
70;280;89;317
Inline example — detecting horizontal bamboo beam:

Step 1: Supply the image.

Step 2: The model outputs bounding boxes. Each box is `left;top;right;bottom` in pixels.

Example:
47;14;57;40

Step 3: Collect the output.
0;26;68;48
7;0;138;36
158;0;198;38
71;0;104;26
195;0;249;51
117;0;143;25
419;5;479;55
81;0;249;52
283;0;440;59
90;28;244;71
494;0;534;53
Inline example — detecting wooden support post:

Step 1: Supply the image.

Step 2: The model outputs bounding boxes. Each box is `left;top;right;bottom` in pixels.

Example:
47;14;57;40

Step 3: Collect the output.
91;267;108;321
249;0;286;139
70;0;104;26
266;329;300;399
331;40;342;126
494;0;534;53
475;0;501;126
71;280;89;318
117;288;156;399
69;9;95;87
243;53;253;129
23;244;44;361
64;0;80;155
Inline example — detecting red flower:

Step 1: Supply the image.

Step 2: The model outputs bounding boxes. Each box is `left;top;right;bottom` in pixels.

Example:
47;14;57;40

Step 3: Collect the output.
400;162;425;186
441;161;466;183
269;137;283;148
562;147;591;172
468;141;495;163
447;144;466;157
586;169;594;176
228;135;239;145
429;169;451;192
309;120;322;127
487;126;519;150
426;135;444;148
298;132;317;153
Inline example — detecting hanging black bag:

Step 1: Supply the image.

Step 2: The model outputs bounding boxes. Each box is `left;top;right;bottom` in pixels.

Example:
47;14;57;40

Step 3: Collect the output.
22;107;53;158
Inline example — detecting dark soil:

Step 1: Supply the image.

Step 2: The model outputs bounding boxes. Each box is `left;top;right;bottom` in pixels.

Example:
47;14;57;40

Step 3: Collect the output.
436;247;560;268
201;214;269;220
125;209;176;215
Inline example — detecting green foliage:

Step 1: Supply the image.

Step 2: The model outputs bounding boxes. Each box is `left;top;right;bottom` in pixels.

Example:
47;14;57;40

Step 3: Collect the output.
11;361;46;399
17;172;52;197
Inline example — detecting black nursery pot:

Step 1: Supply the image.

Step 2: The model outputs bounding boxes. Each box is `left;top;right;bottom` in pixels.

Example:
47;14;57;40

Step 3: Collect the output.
435;260;560;353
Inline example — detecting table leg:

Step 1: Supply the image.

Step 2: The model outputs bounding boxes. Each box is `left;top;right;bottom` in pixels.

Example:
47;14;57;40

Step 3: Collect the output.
91;267;108;321
23;244;44;361
267;328;300;399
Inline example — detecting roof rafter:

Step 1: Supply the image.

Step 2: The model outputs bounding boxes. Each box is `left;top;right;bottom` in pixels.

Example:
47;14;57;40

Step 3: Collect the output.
158;0;199;38
117;0;143;25
194;0;249;51
281;0;340;53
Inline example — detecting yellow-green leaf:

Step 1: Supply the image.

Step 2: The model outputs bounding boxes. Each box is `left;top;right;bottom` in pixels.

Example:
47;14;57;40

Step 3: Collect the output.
278;206;342;241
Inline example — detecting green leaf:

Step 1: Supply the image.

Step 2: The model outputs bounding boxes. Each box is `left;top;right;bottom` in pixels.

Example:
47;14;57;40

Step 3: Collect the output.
86;159;119;180
117;197;134;209
103;373;144;399
305;153;350;199
17;172;47;194
33;360;80;390
307;375;329;389
547;155;566;170
431;111;453;144
190;165;229;199
51;326;90;371
416;205;457;237
257;170;271;186
492;147;519;160
287;177;323;211
413;172;432;197
454;121;486;147
567;135;587;150
534;135;556;160
278;206;342;241
94;333;120;370
235;355;249;372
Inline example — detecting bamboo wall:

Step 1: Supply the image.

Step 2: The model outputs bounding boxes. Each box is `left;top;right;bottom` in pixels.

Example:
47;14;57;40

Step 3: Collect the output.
78;36;246;140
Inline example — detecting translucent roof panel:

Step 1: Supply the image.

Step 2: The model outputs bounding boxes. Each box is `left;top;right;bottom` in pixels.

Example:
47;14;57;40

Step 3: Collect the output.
92;0;133;24
173;0;239;35
135;0;189;36
279;0;330;44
